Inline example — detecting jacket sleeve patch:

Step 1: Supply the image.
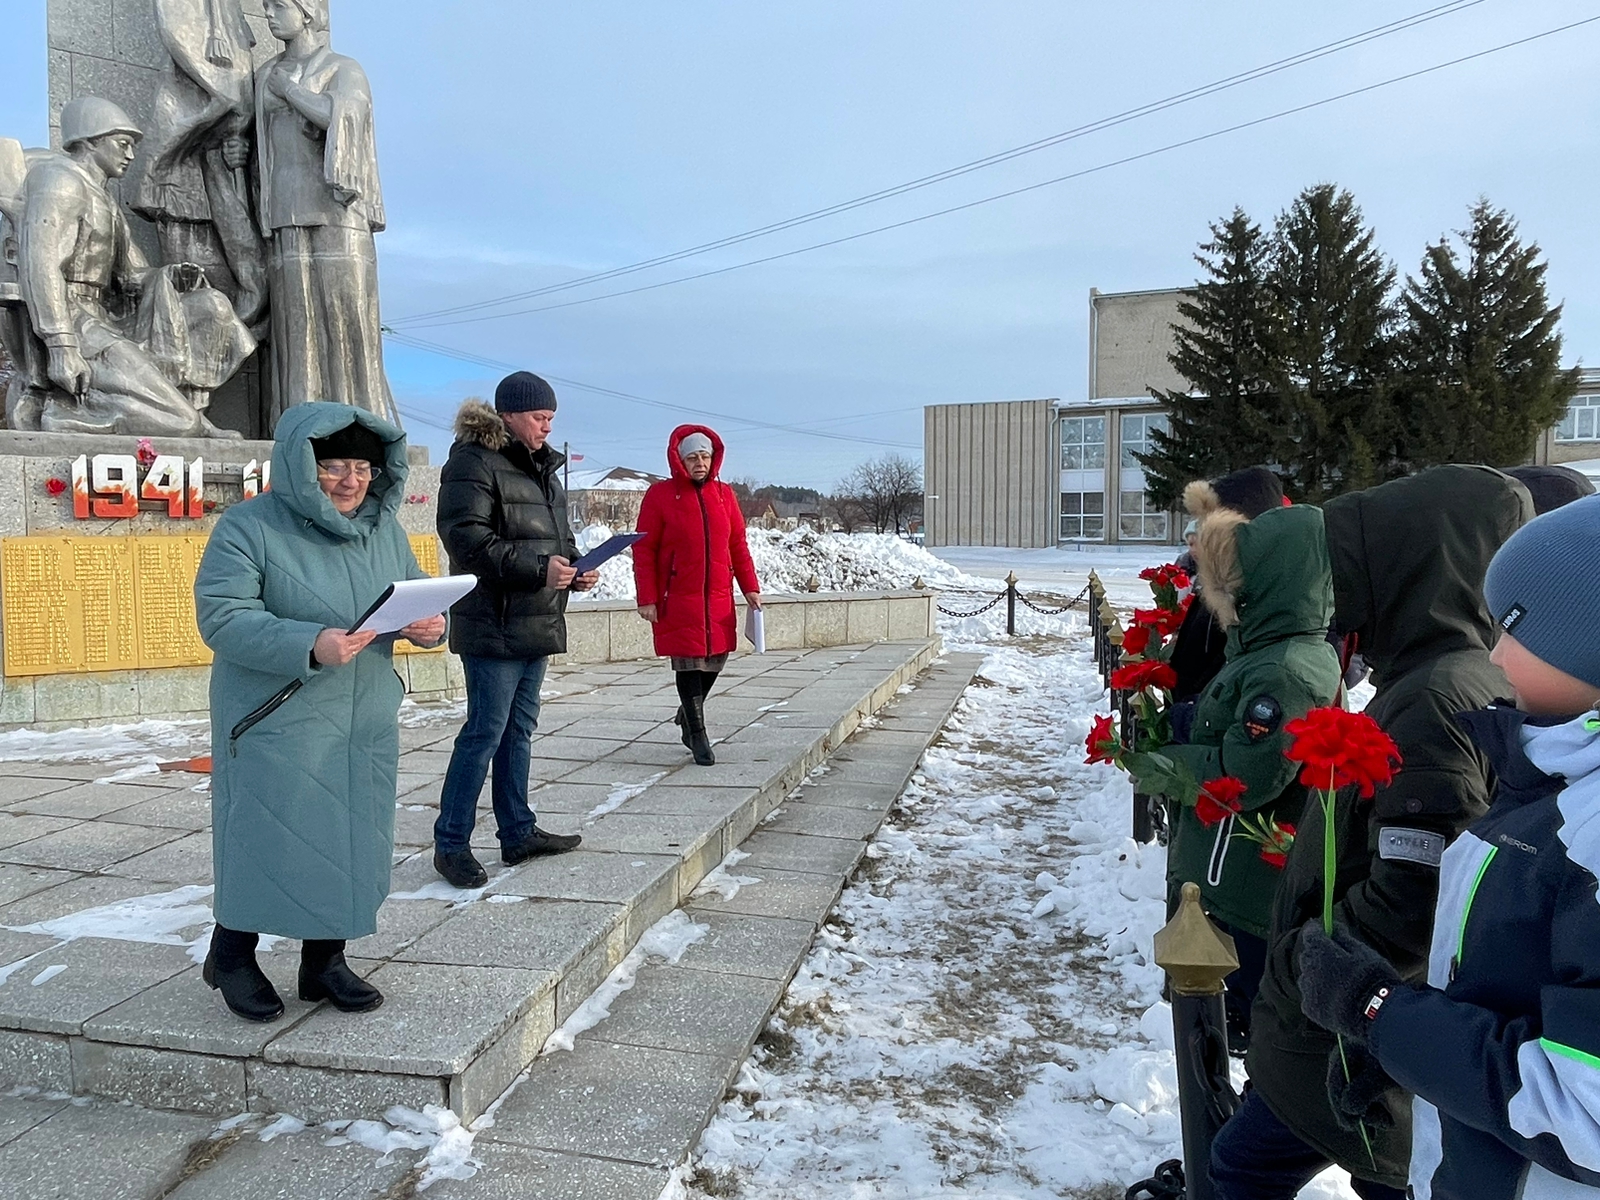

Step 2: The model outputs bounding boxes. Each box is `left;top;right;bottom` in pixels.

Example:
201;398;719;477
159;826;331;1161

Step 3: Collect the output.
1242;695;1283;742
1377;827;1446;867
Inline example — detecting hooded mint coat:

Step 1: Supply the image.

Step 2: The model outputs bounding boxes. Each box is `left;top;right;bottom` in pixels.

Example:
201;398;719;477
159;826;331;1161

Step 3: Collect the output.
195;403;431;940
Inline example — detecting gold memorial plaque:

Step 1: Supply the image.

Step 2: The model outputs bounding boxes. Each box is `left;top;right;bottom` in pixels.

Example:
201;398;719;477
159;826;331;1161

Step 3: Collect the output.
2;532;453;676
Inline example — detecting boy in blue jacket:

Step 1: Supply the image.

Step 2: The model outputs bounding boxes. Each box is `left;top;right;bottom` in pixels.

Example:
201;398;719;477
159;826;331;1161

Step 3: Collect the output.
1298;494;1600;1200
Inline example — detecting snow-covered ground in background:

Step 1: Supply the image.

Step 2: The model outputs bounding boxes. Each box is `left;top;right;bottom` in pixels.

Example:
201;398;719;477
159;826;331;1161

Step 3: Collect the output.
679;611;1358;1200
571;527;1002;604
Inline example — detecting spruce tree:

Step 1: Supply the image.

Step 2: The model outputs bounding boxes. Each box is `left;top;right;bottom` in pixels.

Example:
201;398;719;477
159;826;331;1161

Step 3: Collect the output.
1261;184;1398;502
1393;200;1577;467
1139;208;1278;508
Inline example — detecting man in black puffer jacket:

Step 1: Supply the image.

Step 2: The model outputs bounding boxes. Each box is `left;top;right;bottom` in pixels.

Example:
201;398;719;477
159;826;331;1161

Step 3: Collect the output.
431;372;596;888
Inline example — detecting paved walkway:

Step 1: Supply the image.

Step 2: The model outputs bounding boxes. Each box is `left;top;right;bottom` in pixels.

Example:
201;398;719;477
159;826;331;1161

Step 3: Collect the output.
0;641;975;1198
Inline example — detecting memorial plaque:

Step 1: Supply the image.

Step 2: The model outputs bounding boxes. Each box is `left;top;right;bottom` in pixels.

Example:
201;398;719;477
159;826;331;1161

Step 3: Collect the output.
2;537;139;675
132;536;212;669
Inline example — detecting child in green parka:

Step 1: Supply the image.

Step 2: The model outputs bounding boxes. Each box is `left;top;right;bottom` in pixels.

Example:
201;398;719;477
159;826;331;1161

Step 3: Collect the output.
1148;486;1342;1046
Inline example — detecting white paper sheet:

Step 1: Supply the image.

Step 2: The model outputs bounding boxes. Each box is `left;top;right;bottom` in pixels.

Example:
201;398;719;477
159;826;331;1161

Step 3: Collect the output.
352;575;478;635
744;605;766;654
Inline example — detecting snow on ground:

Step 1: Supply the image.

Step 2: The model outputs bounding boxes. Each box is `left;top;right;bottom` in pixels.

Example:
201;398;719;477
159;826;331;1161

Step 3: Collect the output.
571;527;998;604
679;611;1359;1199
933;544;1176;609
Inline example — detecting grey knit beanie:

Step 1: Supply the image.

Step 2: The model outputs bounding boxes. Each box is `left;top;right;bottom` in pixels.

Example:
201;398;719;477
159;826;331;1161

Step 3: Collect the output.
677;432;713;460
1484;494;1600;686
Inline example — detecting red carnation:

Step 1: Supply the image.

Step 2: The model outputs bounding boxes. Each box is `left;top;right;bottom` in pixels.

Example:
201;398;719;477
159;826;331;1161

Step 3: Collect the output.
1195;776;1247;827
135;437;158;467
45;477;67;496
1110;660;1178;695
1285;707;1402;798
1120;624;1153;657
1132;601;1188;638
1085;714;1119;766
1260;846;1290;869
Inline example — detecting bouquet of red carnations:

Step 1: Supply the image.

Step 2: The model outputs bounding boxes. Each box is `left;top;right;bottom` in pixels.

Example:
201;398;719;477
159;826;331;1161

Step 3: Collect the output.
1083;564;1202;801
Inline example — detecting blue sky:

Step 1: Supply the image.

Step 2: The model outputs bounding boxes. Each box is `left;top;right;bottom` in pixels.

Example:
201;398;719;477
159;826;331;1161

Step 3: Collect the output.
4;2;1599;487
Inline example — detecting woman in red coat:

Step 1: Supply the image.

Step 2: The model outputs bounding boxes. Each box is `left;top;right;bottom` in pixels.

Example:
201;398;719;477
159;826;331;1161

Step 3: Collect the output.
633;425;762;765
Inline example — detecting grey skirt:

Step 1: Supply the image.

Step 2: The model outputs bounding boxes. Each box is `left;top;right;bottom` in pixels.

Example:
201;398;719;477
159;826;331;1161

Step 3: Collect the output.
670;654;729;673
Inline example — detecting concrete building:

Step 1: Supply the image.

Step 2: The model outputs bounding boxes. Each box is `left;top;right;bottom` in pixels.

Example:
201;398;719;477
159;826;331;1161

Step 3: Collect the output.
924;287;1189;547
925;286;1600;547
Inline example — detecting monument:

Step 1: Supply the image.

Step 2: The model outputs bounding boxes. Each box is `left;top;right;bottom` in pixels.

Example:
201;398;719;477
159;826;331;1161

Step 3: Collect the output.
0;0;443;730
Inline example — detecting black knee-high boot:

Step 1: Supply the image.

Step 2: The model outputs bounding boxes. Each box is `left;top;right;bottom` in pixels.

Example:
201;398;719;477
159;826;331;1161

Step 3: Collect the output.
204;924;284;1023
675;671;715;766
300;938;384;1012
674;671;698;750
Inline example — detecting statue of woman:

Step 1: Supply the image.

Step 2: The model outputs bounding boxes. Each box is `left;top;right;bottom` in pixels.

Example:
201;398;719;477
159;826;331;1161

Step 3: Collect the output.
256;0;396;429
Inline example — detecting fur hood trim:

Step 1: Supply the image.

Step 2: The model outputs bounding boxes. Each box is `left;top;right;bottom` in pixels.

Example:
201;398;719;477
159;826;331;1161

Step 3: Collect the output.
454;398;509;451
1184;479;1222;520
1195;508;1249;628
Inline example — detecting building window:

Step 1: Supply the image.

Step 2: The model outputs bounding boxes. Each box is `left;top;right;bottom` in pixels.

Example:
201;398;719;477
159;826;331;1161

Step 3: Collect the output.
1061;416;1106;470
1061;491;1105;540
1120;491;1170;541
1557;394;1600;442
1120;412;1169;468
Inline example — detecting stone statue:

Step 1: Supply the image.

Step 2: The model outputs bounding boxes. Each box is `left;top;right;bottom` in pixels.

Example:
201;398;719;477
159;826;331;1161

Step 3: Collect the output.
257;0;397;429
2;98;252;437
133;0;269;334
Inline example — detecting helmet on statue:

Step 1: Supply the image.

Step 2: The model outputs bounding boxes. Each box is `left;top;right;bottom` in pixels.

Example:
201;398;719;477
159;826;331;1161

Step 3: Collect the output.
59;97;143;150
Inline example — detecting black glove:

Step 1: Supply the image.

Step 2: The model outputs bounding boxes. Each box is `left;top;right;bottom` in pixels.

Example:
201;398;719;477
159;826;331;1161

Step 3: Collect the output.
1295;920;1402;1044
1326;1041;1397;1132
1168;701;1197;745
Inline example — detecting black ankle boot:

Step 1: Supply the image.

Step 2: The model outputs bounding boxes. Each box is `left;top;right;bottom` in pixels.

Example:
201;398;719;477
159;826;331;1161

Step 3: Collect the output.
299;940;383;1012
683;694;715;766
203;928;284;1023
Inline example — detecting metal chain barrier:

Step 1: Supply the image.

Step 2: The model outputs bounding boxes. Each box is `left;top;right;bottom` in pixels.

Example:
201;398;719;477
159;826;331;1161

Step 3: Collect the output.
935;591;1007;618
1017;582;1092;615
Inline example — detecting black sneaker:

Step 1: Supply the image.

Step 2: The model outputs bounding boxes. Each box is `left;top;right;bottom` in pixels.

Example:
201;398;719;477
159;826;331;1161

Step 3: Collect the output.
434;848;488;889
502;827;582;863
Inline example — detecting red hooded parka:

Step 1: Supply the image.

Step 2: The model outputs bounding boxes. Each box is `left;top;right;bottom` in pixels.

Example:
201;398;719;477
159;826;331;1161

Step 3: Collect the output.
633;425;760;659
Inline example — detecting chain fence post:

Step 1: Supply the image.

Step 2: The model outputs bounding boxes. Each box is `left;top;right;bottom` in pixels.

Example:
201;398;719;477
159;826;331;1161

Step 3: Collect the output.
1005;571;1018;636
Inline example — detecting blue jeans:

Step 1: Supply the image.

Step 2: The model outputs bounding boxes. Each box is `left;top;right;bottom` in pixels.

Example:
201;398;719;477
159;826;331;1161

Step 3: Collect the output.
434;655;548;855
1210;1089;1404;1200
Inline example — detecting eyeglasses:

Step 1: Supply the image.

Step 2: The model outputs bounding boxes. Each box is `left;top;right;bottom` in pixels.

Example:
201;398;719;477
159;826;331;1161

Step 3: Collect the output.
316;461;381;481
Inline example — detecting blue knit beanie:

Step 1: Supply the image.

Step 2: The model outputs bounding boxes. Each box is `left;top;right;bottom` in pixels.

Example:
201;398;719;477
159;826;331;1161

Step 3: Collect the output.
494;371;557;414
1484;494;1600;686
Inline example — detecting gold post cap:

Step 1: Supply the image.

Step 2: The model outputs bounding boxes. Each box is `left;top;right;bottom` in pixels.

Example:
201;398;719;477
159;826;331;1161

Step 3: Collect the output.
1153;882;1240;996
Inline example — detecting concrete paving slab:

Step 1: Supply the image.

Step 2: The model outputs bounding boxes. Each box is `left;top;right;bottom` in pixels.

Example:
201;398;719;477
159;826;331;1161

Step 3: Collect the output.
98;787;213;831
0;872;201;927
397;898;625;973
0;863;76;907
0;1091;65;1148
348;897;455;961
427;1143;668;1200
735;829;868;877
762;801;888;841
0;775;79;806
790;778;903;811
687;866;844;925
581;964;782;1059
0;811;74;850
481;1038;738;1167
0;1097;210;1200
0;818;173;872
71;1038;246;1113
9;781;164;819
265;960;555;1075
102;829;213;883
246;1059;447;1125
527;735;632;762
0;938;193;1034
487;850;679;907
525;780;614;816
164;1126;417;1200
85;958;319;1057
672;911;818;981
562;760;687;787
577;811;723;858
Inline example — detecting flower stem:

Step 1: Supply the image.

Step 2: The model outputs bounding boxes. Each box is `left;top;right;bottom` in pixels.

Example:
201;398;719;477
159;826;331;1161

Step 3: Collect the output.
1321;782;1336;935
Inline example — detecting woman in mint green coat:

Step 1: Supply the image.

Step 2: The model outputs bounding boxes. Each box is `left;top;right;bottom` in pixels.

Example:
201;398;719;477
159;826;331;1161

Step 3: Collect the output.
194;402;446;1022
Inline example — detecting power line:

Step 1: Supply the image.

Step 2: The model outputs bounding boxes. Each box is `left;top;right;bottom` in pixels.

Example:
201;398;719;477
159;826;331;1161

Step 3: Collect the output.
383;329;922;449
389;0;1486;328
399;12;1600;332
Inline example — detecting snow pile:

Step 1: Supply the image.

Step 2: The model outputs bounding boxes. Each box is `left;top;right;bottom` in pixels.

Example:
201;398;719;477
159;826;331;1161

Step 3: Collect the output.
0;718;206;764
569;525;995;604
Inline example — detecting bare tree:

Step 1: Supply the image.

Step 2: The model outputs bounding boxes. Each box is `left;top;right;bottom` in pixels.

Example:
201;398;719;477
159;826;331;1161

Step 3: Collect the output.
837;454;923;534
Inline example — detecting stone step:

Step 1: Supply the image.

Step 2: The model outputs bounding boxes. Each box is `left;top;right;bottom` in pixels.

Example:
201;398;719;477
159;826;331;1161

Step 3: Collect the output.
0;639;950;1124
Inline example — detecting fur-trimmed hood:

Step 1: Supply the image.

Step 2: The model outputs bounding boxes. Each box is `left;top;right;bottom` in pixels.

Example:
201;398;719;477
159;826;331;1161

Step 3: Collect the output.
453;398;510;452
1192;503;1333;652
